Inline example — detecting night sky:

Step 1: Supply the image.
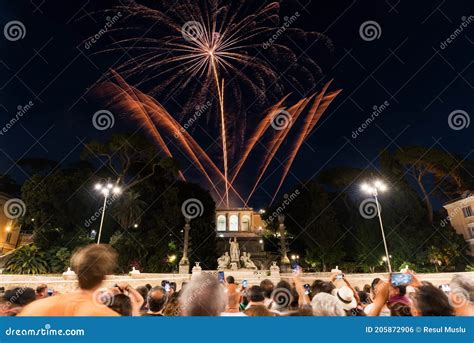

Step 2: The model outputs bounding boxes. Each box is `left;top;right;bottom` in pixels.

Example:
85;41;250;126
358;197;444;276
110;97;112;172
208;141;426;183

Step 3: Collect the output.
0;0;472;207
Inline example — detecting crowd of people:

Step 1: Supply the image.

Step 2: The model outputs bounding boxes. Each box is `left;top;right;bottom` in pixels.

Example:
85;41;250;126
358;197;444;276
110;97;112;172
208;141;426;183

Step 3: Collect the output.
0;244;472;317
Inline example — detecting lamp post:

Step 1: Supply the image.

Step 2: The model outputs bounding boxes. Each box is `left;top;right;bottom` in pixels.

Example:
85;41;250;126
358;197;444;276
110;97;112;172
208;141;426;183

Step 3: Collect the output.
361;179;392;273
94;180;121;244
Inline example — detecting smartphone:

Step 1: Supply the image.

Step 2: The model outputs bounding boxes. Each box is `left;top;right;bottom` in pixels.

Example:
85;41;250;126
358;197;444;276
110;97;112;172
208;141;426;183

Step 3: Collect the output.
304;283;311;295
47;288;53;296
439;284;451;293
390;273;413;287
218;271;225;283
242;280;248;288
336;273;344;280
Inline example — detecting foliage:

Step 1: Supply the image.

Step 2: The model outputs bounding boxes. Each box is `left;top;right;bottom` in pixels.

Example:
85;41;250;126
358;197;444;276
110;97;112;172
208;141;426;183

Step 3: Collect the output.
45;247;72;273
5;245;48;274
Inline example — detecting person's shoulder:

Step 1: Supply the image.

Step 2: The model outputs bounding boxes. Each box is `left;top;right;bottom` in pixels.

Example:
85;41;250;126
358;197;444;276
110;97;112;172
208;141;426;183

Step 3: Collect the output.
18;295;62;316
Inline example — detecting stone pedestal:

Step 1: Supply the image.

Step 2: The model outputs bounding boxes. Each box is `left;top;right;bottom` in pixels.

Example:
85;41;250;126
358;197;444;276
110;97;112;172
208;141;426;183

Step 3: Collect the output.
179;262;190;274
179;218;191;274
278;214;290;271
270;262;280;277
191;262;202;279
62;267;77;280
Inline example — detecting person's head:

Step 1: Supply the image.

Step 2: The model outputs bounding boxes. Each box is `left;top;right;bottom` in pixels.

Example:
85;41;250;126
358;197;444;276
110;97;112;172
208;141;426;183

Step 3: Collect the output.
71;244;117;290
170;282;177;292
180;274;225;316
163;292;181;316
260;279;274;299
108;293;132;316
4;287;36;308
389;285;407;297
145;284;152;291
225;290;241;311
311;279;335;295
335;286;357;312
226;275;235;284
357;291;371;307
36;284;48;299
147;286;168;313
136;286;149;304
311;292;345;316
244;305;275;316
389;302;412;316
363;284;371;293
449;274;474;316
371;277;381;297
412;284;454;316
248;286;265;304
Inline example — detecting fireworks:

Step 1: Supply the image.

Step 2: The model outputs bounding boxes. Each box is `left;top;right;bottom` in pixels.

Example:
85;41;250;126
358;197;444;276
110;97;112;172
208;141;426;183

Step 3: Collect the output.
91;0;338;206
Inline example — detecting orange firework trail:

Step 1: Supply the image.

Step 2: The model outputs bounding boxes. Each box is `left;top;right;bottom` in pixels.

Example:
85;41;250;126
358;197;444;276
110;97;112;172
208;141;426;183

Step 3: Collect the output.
98;74;340;207
269;83;342;205
244;96;312;205
229;94;290;186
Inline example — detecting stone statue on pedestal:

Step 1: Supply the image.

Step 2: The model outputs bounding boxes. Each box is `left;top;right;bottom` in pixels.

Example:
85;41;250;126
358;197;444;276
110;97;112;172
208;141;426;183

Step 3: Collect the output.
229;237;240;262
217;252;230;270
240;252;257;269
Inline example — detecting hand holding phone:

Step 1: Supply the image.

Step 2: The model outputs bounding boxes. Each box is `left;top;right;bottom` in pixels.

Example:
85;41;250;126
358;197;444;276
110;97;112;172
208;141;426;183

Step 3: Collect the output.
390;273;413;287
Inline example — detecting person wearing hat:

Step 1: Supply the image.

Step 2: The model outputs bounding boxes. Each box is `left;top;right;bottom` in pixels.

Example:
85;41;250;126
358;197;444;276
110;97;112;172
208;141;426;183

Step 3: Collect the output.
335;286;358;314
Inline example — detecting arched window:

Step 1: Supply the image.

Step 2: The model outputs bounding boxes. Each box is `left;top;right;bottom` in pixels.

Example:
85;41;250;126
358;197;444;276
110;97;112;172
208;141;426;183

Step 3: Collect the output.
217;215;226;231
241;215;250;231
229;215;238;231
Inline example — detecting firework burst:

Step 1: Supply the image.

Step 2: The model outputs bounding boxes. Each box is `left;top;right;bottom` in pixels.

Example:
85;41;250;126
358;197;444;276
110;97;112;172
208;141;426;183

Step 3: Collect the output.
90;0;337;206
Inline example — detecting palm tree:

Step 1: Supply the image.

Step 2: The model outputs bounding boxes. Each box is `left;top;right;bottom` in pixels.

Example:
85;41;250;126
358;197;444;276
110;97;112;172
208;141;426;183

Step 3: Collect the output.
111;190;147;229
5;245;48;274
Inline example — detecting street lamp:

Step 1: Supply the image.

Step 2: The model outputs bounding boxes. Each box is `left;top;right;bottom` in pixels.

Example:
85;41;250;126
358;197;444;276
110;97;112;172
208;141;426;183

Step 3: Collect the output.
94;180;121;244
361;179;392;273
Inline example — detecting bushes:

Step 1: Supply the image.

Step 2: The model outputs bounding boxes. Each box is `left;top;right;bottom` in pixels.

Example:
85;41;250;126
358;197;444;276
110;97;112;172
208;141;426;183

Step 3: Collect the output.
5;245;71;274
5;245;48;274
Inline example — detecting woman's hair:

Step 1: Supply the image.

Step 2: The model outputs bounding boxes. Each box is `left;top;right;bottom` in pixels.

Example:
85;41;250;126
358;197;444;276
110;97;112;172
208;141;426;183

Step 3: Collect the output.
163;292;182;316
389;302;412;316
414;285;454;316
245;306;276;316
108;293;132;316
357;291;372;306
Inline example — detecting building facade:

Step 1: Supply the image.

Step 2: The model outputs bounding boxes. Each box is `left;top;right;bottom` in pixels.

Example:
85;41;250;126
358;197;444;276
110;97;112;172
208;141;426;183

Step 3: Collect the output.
215;208;272;268
0;193;23;254
443;195;474;256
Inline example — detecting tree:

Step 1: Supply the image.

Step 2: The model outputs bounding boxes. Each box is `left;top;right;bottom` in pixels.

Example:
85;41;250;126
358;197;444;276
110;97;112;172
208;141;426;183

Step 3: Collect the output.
21;168;93;250
276;181;344;271
80;134;179;191
111;190;147;229
394;147;463;223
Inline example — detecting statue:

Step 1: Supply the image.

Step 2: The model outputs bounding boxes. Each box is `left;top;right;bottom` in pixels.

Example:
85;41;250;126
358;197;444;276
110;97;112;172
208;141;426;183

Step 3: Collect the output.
217;252;230;270
240;252;257;270
229;237;240;262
